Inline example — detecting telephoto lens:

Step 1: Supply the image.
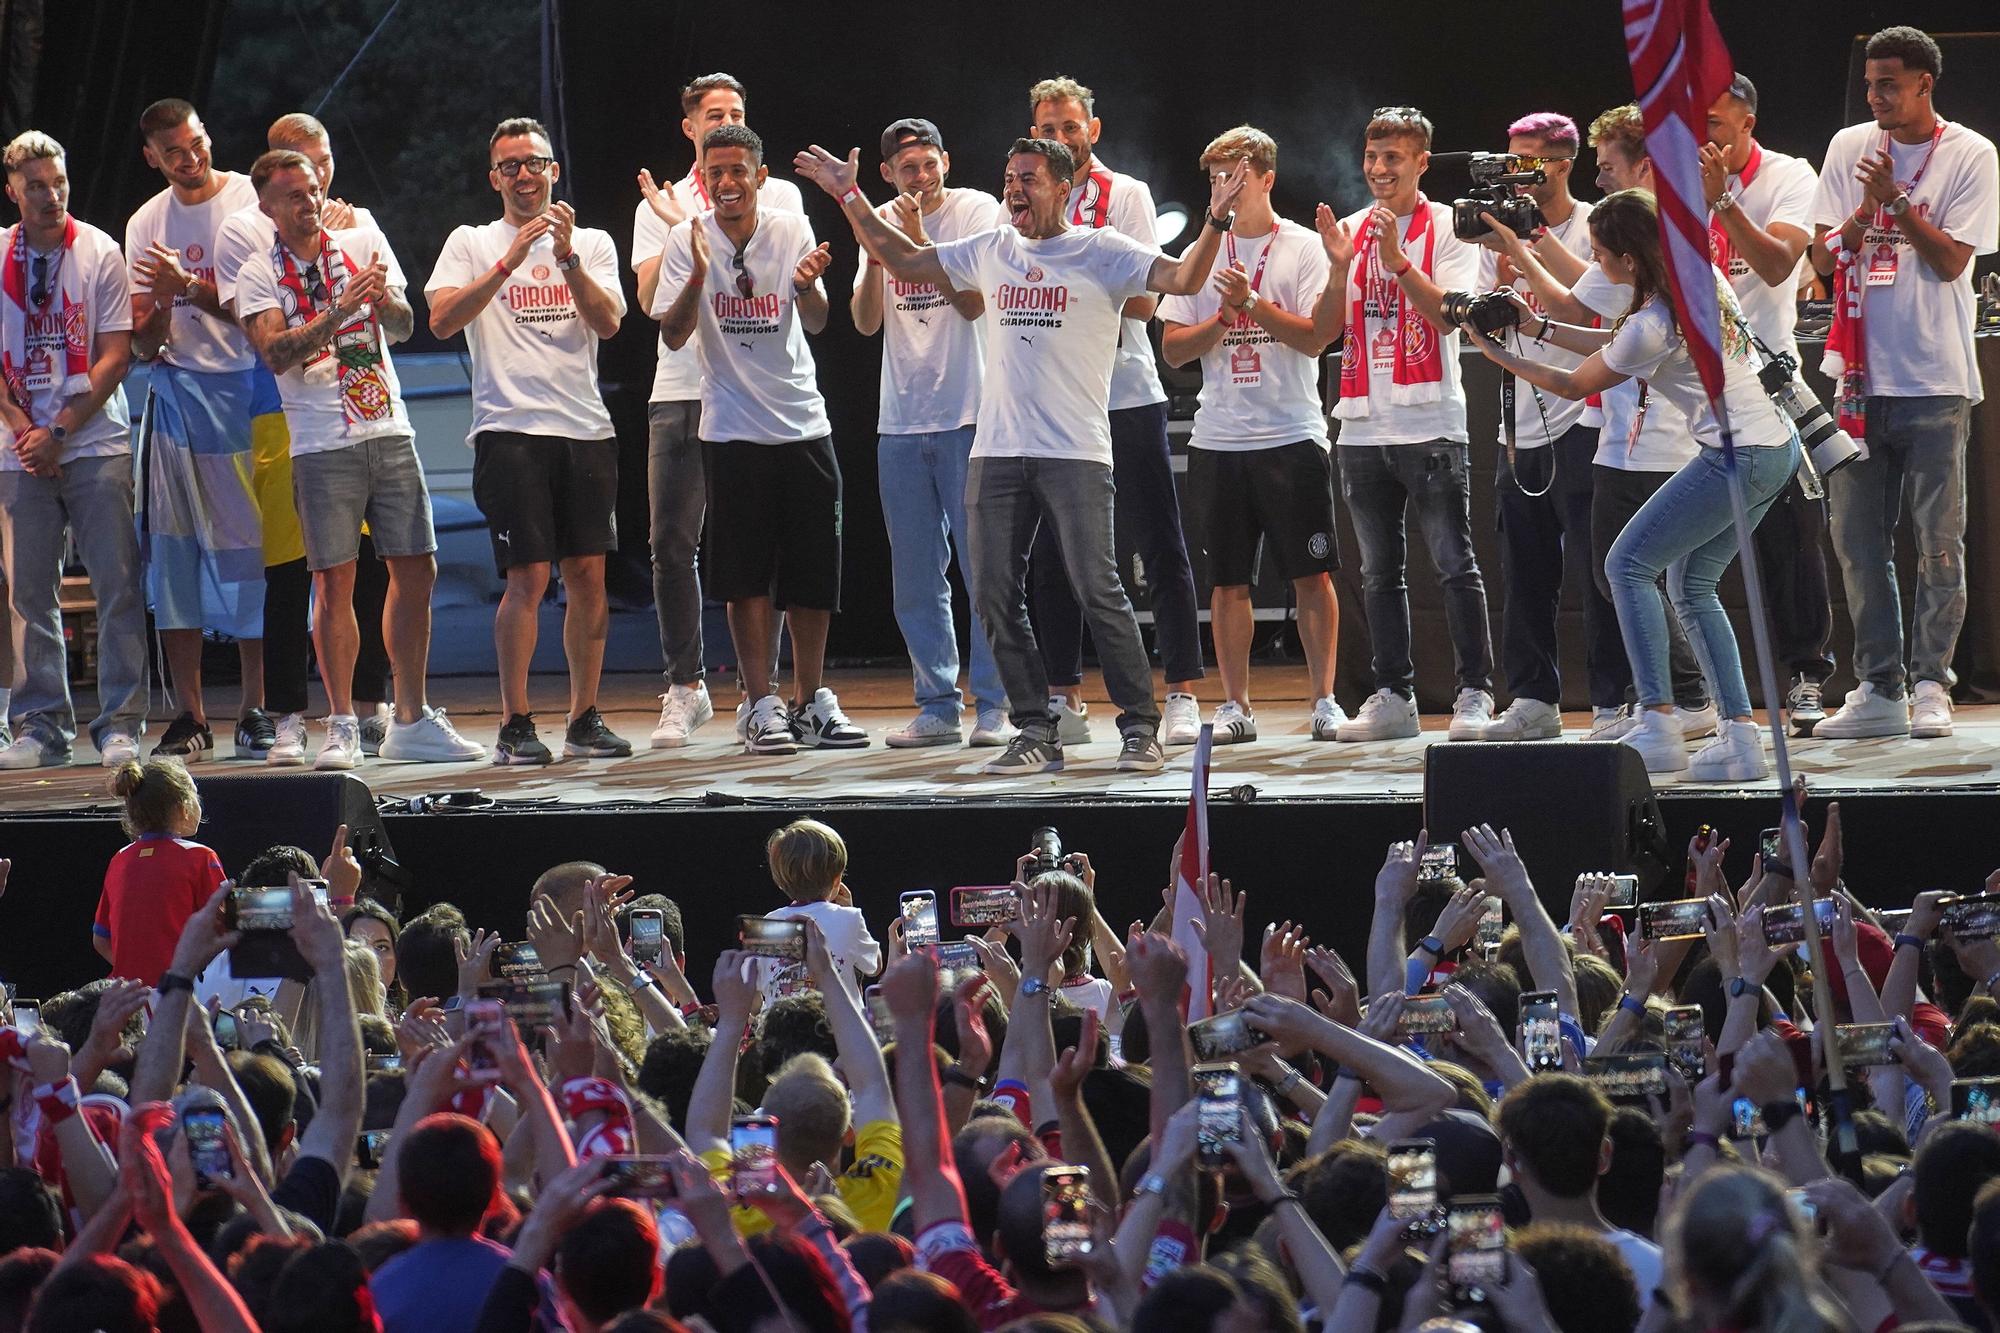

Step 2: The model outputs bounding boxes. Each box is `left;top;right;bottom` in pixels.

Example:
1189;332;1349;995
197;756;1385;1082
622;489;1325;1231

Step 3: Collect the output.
1030;826;1063;878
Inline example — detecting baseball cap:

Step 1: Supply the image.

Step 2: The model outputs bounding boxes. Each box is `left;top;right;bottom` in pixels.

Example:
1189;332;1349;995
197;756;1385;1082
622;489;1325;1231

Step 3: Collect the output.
881;117;944;161
1728;73;1758;113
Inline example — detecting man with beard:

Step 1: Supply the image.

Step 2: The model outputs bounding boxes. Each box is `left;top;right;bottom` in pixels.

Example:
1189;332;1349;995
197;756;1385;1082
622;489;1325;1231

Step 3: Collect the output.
427;117;628;766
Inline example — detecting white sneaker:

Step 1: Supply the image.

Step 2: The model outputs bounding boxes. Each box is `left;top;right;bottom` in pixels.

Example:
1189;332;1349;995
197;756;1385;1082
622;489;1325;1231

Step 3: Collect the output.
266;713;309;768
1814;681;1910;739
0;732;65;769
968;708;1017;747
794;688;869;749
1911;680;1953;738
651;683;714;749
1589;705;1639;741
358;702;392;757
1310;695;1348;741
380;707;488;762
744;694;798;755
885;712;961;748
315;715;362;770
1687;717;1768;781
1673;701;1719;740
1163;692;1202;746
1051;696;1092;745
97;729;140;767
1620;709;1689;774
1448;688;1495;741
1481;697;1562;741
1210;701;1257;744
1336;689;1419;742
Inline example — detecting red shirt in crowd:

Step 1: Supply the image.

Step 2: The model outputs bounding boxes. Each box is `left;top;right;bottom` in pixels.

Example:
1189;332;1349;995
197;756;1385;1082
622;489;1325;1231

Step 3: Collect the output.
93;833;224;985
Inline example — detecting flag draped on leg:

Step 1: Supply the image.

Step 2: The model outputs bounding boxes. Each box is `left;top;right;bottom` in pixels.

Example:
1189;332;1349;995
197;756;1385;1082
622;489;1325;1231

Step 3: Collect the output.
1172;726;1214;1020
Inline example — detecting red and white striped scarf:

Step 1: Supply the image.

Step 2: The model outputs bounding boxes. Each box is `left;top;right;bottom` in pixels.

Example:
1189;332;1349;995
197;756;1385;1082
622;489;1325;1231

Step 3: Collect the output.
270;232;396;434
1;217;91;414
562;1076;635;1158
1335;198;1445;417
1820;233;1868;443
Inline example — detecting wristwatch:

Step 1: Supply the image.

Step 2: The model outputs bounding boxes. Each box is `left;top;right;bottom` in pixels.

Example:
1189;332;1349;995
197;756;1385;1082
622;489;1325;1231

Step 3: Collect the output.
556;251;581;272
1205;210;1233;232
1888;193;1912;217
1134;1172;1170;1199
1019;976;1051;999
1713;191;1737;213
1728;975;1755;999
1240;290;1261;315
48;422;67;445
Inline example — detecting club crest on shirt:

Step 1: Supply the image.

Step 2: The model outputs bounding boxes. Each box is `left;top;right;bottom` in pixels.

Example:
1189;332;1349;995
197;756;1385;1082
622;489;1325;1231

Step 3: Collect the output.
532;263;551;281
184;242;204;263
1024;266;1044;283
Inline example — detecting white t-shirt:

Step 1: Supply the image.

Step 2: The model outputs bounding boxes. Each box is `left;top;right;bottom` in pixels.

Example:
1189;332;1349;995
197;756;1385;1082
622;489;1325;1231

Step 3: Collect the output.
424;218;623;443
1477;201;1600;447
234;225;414;456
934;224;1161;467
651;206;831;444
853;188;1003;436
1066;157;1168;411
760;899;882;1002
214;202;378;314
1574;268;1700;473
124;172;259;373
1599;287;1795;450
1608;1229;1665;1308
1811;119;1998;403
1711;146;1817;364
0;221;133;465
1331;200;1479;446
1159;219;1331;451
631;172;806;404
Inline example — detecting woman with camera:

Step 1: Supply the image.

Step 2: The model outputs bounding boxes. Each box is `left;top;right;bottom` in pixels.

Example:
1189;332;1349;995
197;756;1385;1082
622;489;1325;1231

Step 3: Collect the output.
1460;190;1799;781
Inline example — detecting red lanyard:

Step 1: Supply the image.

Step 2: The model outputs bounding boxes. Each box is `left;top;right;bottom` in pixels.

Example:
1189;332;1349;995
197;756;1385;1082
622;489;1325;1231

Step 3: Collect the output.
685;170;710;208
1872;121;1946;223
1219;225;1279;325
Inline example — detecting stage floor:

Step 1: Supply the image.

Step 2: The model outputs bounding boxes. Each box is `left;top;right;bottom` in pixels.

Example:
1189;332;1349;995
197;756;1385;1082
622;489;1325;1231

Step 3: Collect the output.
5;666;2000;815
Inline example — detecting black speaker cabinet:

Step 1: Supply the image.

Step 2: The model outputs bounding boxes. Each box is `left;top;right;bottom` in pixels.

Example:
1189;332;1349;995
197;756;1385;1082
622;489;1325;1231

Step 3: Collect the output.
192;772;403;910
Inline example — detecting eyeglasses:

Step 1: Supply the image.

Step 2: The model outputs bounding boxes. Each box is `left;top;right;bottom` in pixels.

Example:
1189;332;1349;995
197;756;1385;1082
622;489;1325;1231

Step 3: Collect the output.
28;254;48;308
1514;155;1576;167
303;264;330;306
731;245;754;300
492;156;554;178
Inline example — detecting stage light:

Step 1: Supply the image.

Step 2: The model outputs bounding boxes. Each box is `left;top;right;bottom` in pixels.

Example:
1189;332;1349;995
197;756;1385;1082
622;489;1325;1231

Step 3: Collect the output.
1155;204;1190;246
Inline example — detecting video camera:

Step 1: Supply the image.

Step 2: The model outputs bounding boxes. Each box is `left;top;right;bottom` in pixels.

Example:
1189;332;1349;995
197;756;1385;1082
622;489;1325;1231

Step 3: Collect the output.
1451;153;1547;242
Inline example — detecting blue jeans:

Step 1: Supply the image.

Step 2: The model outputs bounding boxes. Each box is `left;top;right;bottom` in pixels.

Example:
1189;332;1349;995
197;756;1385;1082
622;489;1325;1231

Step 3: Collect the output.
1606;437;1801;719
1827;395;1971;695
878;426;1004;717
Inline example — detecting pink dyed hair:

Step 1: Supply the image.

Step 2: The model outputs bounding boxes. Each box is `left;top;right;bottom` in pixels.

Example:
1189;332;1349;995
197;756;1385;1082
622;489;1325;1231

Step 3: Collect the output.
1507;112;1580;150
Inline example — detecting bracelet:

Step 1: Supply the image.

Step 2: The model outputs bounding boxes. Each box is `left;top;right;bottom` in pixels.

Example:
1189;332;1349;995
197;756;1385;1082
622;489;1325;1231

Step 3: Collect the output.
547;963;579;976
1618;994;1646;1018
1983;967;2000;997
1387;259;1412;276
1875;1248;1909;1285
942;1065;984;1091
1274;1066;1303;1097
839;186;862;205
157;971;195;997
491;260;513;280
1685;1130;1721;1152
1344;1266;1388;1293
1894;933;1925;953
1267;1190;1305;1211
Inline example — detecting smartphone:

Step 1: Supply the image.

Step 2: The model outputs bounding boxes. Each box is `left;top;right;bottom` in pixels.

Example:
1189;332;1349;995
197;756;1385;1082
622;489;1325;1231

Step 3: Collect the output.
1041;1166;1094;1267
183;1106;232;1187
1686;826;1713;895
1665;1005;1706;1081
1761;898;1838;947
1953;1078;2000;1125
1446;1195;1507;1292
356;1129;390;1170
476;979;570;1030
1188;1010;1268;1060
364;1054;402;1074
629;908;665;965
1759;826;1792;876
1639;898;1710;942
1386;1138;1438;1223
900;891;941;949
230;886;298;932
1476;897;1505;949
770;962;815;998
1585;1052;1668;1100
213;1010;239;1050
465;998;505;1082
1836;1022;1897;1068
863;985;894;1043
951;885;1021;928
1877;908;1914;935
604;1154;680;1200
1519;990;1563;1073
490;941;543;980
11;1001;39;1041
1193;1063;1243;1168
738;915;807;962
1419;843;1459;885
1942;895;2000;942
1606;874;1640;908
936;940;981;982
1399;994;1456;1036
730;1114;781;1197
1731;1096;1765;1139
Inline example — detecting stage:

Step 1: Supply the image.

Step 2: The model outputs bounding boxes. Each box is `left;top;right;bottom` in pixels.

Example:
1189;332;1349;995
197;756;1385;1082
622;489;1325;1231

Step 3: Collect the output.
2;666;1998;1001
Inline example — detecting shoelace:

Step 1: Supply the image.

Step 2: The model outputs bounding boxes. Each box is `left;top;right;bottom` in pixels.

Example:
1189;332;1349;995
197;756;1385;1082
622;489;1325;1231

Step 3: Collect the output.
429;709;467;738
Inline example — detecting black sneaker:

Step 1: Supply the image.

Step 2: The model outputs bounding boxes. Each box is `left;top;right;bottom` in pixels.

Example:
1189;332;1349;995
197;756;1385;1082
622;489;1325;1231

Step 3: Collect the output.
1787;675;1826;737
1115;731;1166;772
495;713;554;766
235;708;277;759
980;732;1062;775
152;712;214;760
564;707;633;758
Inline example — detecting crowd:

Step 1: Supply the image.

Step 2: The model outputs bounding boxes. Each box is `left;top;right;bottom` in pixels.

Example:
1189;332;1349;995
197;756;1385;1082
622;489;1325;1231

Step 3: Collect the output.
0;24;1992;778
5;756;2000;1331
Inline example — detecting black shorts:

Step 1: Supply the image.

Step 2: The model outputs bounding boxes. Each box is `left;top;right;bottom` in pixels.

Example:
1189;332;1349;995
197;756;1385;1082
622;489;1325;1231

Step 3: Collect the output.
703;436;842;611
1186;440;1340;586
471;432;619;574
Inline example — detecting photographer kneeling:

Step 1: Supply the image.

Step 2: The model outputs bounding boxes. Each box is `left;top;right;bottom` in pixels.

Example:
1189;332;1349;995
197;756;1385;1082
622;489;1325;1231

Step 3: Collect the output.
1456;189;1799;782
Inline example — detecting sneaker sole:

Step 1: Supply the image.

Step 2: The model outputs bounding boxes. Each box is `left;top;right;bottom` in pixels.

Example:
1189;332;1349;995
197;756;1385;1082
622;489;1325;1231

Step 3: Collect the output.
314;755;359;771
1482;724;1564;742
563;742;634;758
1212;729;1257;745
982;758;1063;774
1311;727;1341;742
155;745;212;761
493;748;555;766
1813;721;1910;739
1788;715;1823;738
1335;728;1420;742
744;741;799;755
650;732;692;749
1163;731;1201;747
797;733;870;750
967;731;1016;747
1911;722;1953;739
380;744;488;762
1687;760;1770;781
1115;756;1167;772
266;752;308;768
1447;723;1492;741
885;732;962;749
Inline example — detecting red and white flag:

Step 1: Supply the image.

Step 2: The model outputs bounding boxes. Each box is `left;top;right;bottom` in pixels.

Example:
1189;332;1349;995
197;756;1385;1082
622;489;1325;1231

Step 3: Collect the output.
1171;725;1214;1019
1624;0;1735;403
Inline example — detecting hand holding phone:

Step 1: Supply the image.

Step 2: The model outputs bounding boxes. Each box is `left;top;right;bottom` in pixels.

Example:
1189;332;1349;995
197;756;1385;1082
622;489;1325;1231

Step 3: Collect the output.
900;891;941;949
183;1106;233;1187
730;1114;781;1198
629;908;665;964
1193;1063;1244;1167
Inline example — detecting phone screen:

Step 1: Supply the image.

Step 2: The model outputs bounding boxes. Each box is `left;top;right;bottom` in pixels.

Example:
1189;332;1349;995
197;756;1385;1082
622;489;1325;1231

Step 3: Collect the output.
900;891;940;948
1836;1022;1896;1068
1387;1139;1438;1222
1419;843;1459;884
12;1001;41;1041
935;940;981;981
1399;994;1456;1035
630;910;664;964
1194;1064;1242;1166
1665;1005;1706;1081
1761;898;1837;947
466;999;505;1080
1447;1197;1507;1289
1519;990;1562;1072
1188;1010;1267;1060
476;979;570;1031
1476;897;1505;948
233;887;296;932
604;1155;679;1200
184;1107;232;1186
1042;1168;1094;1266
1606;874;1639;908
1585;1052;1668;1099
1639;898;1709;941
1759;826;1787;871
491;941;543;980
1954;1079;2000;1124
951;885;1021;928
864;986;894;1043
738;915;807;961
731;1116;780;1196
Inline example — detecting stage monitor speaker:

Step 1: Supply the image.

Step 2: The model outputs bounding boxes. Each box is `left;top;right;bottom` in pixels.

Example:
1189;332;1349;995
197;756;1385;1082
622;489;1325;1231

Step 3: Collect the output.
192;773;404;911
1422;742;1671;913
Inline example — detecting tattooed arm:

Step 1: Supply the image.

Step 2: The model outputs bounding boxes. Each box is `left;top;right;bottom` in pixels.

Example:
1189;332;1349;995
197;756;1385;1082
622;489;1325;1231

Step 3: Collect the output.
377;286;414;344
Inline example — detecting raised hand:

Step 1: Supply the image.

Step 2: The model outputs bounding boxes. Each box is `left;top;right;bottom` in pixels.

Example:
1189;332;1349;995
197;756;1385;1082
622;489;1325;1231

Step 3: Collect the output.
889;192;926;242
1368;207;1404;269
1315;204;1355;266
548;201;578;260
1462;825;1532;903
1189;874;1246;973
322;198;358;230
1698;142;1731;207
638;169;689;228
526;895;583;973
794;144;862;199
137;243;194;299
455;927;500;999
711;948;758;1018
1375;832;1428;906
1855;152;1899;211
1125;929;1188;1005
500;215;553;274
1206;158;1250;220
1259;921;1309;1002
1304;945;1361;1026
1430;882;1489;956
687;218;710;284
793;242;833;291
880;950;940;1024
168;883;241;979
1014;880;1076;982
1212;262;1252;312
323;824;362;904
1050;1008;1100;1103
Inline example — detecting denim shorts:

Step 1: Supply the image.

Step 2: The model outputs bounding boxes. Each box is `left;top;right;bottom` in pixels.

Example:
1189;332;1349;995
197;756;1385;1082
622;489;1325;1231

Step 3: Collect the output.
292;434;437;572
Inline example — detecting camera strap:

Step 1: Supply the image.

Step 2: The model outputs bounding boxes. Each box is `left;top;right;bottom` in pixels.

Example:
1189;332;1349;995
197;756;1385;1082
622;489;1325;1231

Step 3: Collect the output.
1500;331;1558;499
1741;325;1825;499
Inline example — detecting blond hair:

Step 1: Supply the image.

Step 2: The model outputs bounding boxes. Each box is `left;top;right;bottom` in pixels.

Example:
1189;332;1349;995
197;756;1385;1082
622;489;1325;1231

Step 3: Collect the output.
2;131;61;176
1199;125;1277;175
1028;76;1095;118
1588;104;1648;161
109;758;198;839
765;819;847;901
267;113;328;150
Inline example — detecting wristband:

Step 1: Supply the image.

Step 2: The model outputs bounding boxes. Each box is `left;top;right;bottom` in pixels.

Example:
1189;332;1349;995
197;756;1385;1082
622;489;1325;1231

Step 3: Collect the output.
942;1065;984;1091
1417;936;1444;958
1344;1266;1388;1293
1266;1189;1304;1210
1618;994;1646;1018
840;186;863;205
1984;966;2000;998
1875;1248;1910;1285
1387;258;1412;276
1760;1099;1802;1134
1894;933;1924;953
33;1078;78;1124
1274;1066;1303;1097
556;251;581;273
492;259;513;280
1684;1130;1721;1152
623;970;656;993
156;971;195;997
1205;210;1233;232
